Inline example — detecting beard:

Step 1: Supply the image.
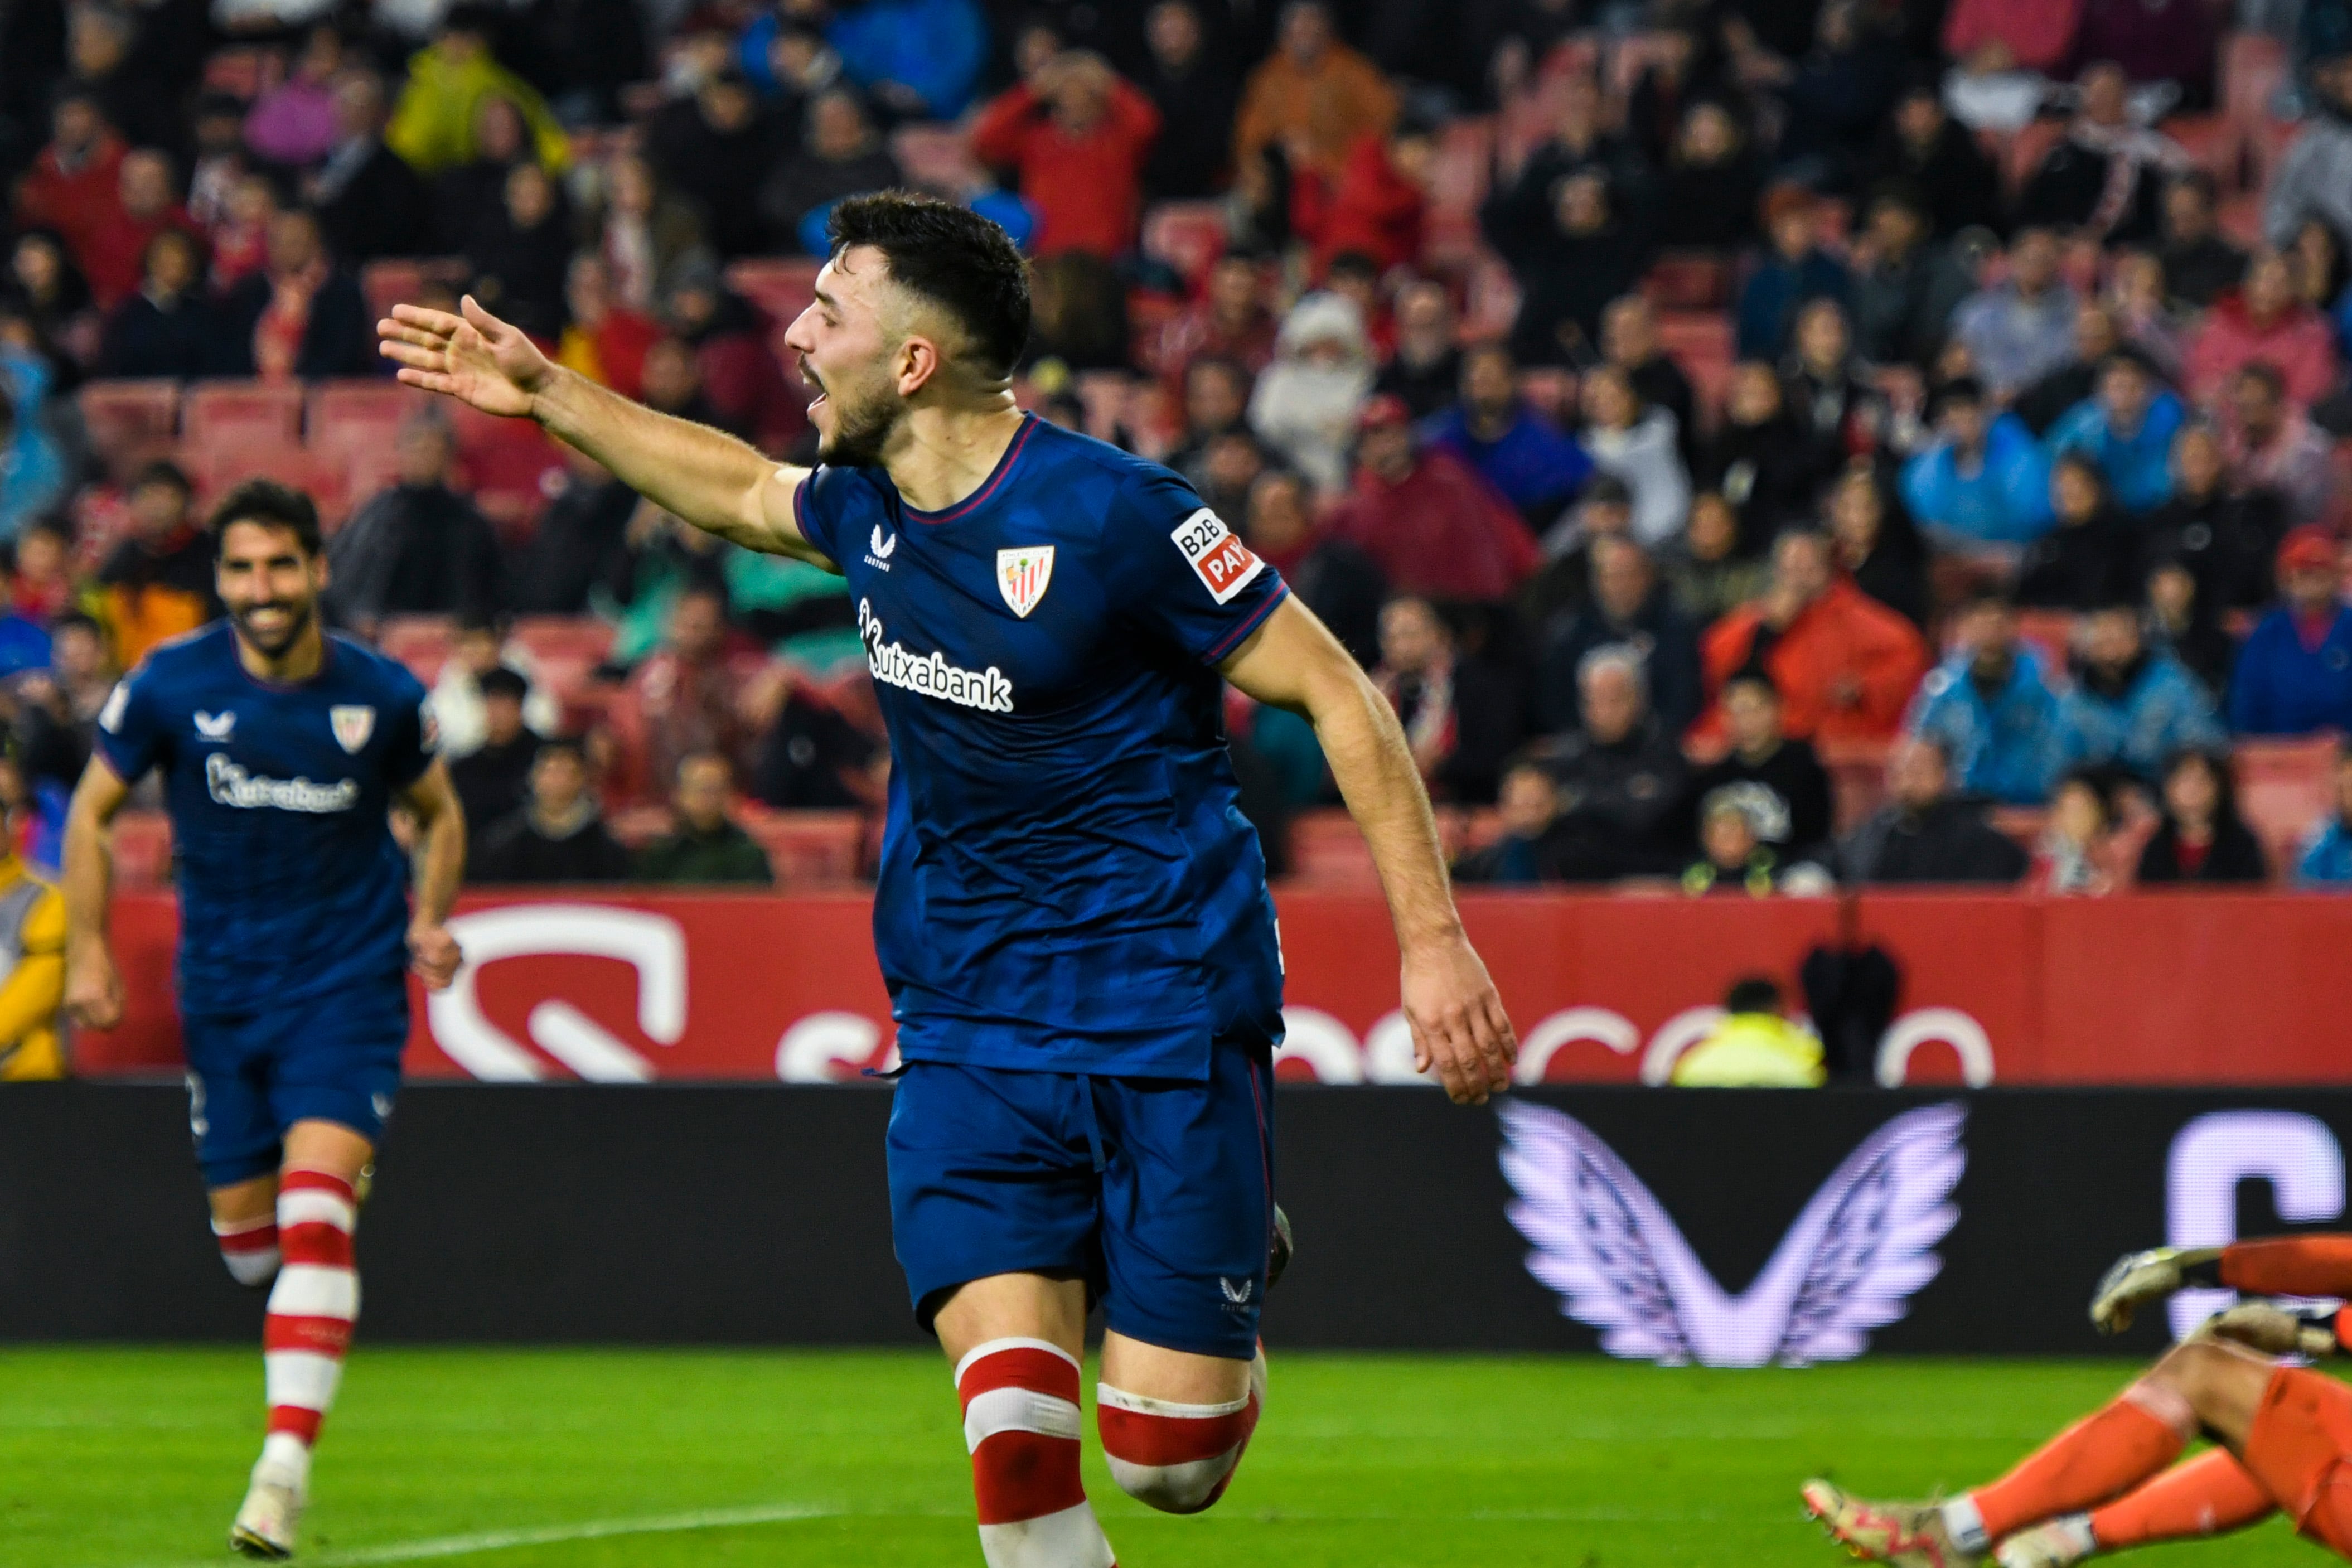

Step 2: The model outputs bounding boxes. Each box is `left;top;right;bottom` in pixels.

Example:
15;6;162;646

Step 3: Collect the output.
231;598;314;658
812;374;899;468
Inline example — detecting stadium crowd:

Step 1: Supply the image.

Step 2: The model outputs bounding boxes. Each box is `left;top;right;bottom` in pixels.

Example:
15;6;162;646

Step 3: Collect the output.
12;0;2352;891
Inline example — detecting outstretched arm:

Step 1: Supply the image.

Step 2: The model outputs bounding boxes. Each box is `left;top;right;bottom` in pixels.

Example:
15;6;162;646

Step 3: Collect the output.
378;297;825;564
61;755;133;1030
1221;597;1517;1104
2093;1235;2352;1334
399;758;466;990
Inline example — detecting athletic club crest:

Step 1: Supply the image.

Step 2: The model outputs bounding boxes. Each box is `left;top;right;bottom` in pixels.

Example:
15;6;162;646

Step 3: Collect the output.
330;705;375;753
996;545;1055;618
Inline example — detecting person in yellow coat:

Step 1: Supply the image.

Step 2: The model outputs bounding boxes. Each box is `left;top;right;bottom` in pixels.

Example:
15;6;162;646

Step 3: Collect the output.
386;4;570;180
0;839;67;1080
1671;976;1826;1088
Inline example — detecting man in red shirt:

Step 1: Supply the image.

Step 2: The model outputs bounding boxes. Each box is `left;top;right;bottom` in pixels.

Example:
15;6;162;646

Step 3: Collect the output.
1326;395;1539;605
80;149;196;309
1697;529;1929;745
970;50;1160;258
13;91;128;279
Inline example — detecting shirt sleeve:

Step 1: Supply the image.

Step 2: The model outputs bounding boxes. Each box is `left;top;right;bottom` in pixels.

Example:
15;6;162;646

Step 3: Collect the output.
92;665;169;783
1107;467;1289;665
381;671;439;789
790;465;858;567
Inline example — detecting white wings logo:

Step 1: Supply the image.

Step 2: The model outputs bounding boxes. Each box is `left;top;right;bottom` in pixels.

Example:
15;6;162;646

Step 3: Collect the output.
1498;1100;1966;1367
871;525;897;559
194;710;235;741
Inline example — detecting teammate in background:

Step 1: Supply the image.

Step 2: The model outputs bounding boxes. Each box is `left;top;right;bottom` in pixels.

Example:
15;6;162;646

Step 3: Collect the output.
381;191;1516;1568
61;480;466;1559
1804;1235;2352;1567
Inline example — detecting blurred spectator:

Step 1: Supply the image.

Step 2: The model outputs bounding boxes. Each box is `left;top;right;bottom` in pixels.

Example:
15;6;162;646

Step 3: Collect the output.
1424;342;1592;529
2224;362;2333;526
1327;396;1538;605
2229;526;2352;734
1167;356;1252;476
1773;0;1905;192
245;25;345;169
1864;80;2000;240
596;153;708;316
1699;529;1931;744
387;4;569;180
0;822;64;1080
759;89;900;255
2138;748;2269;883
1233;2;1397;185
325;413;507;627
1902;376;2054;554
824;0;987;121
98;229;216;379
1370;594;1521;804
972;51;1158;260
13;91;127;281
1827;465;1929;630
1682;672;1836;859
662;264;804;456
13;613;112;792
2019;453;2136;609
217;206;372;379
2264;53;2352;251
95;460;216;669
2104;250;2190;379
2015;64;2187;245
2146;555;2235;702
206;171;275;293
2161;172;2248;311
1577;365;1689;550
2046;351;2185;515
517;0;647;126
636;751;772;885
1784;301;1890;458
1669;977;1824;1082
448;665;540;834
1524;645;1687;880
1679;791;1787;898
1156;254;1278;390
1242;467;1385;666
1699;362;1833;554
1662;490;1770;625
471;735;631;883
2014;302;2122;437
2056;601;2226;777
1532;535;1701;738
2185;250;2339;410
2143;422;2287;611
1248;292;1374;492
435;96;535;250
628;584;776;788
1189;429;1267;524
1655;100;1762;253
1024;250;1134;374
1736;185;1850;361
1519;475;1631;626
302;70;430;270
647;68;782;260
60;3;173;156
1836;735;2030;885
1942;0;2083;79
81;149;192;311
1483;168;1649;366
2075;0;2218;108
554;253;659;401
512;448;640;614
1509;69;1651;217
2290;219;2347;319
748;671;884;812
1849;186;1973;369
1624;23;1732;169
1952;228;2079;400
2294;743;2352;886
1374;279;1460;420
1451;761;1566;885
11;517;72;623
432;616;559;758
2027;770;2117;894
467;161;572;340
1906;592;2066;804
1602;297;1699;460
1135;1;1236;200
0;349;65;540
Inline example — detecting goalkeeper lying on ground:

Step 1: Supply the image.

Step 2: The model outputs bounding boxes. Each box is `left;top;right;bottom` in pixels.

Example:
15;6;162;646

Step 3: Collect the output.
1804;1235;2352;1568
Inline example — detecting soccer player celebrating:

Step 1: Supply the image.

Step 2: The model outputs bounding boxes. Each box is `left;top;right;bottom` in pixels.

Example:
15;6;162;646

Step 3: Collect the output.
380;191;1517;1566
1804;1235;2352;1567
61;480;466;1559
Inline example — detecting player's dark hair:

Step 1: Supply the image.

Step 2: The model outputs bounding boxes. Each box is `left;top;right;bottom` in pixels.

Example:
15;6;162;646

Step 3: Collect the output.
827;191;1031;381
207;478;322;559
1724;976;1783;1015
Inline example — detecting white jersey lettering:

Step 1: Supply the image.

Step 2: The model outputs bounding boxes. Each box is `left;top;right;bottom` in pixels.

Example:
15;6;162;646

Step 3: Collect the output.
205;753;362;814
858;600;1015;715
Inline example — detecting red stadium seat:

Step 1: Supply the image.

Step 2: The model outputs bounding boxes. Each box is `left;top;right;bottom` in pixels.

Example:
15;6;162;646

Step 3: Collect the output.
187;442;350;521
1141;202;1230;288
2165;114;2243;192
2015;609;2078;670
76;380;180;471
1643;253;1732;311
309;379;427;457
378;617;458;684
1286;809;1381;889
182;381;305;449
511;617;616;669
202;46;283;100
2235;734;2338;875
109;810;174;890
2224;31;2290;125
1818;737;1894;835
725;257;820;333
736;807;869;886
360;256;467;323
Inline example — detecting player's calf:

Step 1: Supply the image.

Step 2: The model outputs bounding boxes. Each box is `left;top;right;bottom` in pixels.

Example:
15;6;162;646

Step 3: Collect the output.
259;1169;361;1482
1097;1346;1266;1515
958;1338;1117;1568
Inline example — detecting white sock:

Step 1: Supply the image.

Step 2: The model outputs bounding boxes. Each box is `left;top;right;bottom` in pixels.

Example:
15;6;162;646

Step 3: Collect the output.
1943;1494;1990;1554
257;1431;312;1493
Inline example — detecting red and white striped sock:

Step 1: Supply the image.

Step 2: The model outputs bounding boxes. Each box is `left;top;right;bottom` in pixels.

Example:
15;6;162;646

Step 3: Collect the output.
211;1214;280;1288
1096;1348;1264;1515
956;1338;1116;1568
257;1169;360;1490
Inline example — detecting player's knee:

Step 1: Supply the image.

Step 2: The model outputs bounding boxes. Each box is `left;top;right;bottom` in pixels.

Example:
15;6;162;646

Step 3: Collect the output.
2135;1344;2232;1436
1096;1386;1258;1516
1106;1451;1237;1514
212;1216;281;1288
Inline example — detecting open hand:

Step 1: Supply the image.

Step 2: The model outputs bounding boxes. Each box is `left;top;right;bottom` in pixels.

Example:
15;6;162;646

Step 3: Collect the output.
1402;931;1517;1104
377;296;549;419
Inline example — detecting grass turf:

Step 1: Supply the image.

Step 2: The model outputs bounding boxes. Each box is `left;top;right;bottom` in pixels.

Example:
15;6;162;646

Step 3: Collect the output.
0;1348;2325;1567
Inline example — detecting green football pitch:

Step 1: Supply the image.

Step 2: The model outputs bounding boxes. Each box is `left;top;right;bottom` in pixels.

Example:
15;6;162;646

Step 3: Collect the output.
0;1348;2327;1567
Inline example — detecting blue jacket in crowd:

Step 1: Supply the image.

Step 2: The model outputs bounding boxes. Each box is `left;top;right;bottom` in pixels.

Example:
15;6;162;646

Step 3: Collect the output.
1904;646;2068;804
1424;406;1594;521
2046;390;2186;515
2056;650;2227;778
2297;816;2352;886
0;349;65;540
2229;604;2352;735
824;0;987;119
1899;412;2054;546
1735;251;1851;360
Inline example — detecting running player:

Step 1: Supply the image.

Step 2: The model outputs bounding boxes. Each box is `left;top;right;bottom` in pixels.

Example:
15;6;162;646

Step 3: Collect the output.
380;191;1517;1566
1804;1235;2352;1567
61;479;466;1559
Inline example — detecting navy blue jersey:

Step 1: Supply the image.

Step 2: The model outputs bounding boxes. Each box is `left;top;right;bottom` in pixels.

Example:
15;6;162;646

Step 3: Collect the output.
794;413;1289;1079
95;622;436;1019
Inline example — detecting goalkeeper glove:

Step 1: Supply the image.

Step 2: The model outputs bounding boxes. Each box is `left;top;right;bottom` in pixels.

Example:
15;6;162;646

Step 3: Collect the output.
2090;1246;2225;1333
2195;1301;2343;1359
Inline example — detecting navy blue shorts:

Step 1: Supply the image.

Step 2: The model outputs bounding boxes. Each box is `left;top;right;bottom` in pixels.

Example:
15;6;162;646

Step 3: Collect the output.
887;1039;1276;1361
182;975;410;1188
